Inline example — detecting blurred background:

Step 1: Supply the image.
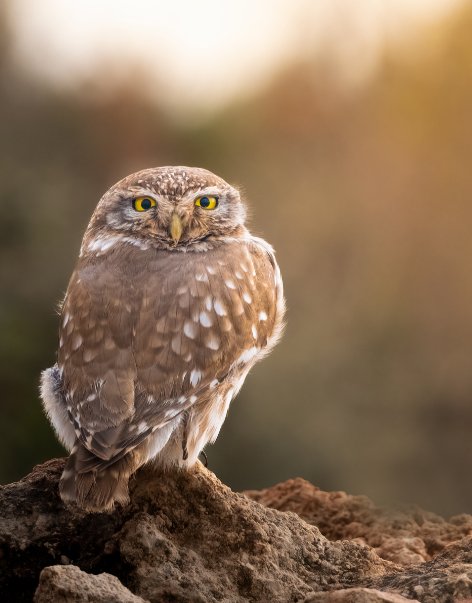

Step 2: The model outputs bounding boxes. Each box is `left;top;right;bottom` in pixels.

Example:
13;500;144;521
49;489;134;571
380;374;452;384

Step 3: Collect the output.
1;0;471;516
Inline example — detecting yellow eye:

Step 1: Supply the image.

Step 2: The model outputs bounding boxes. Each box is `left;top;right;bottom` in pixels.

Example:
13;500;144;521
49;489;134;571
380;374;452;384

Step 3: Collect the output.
195;195;218;210
132;196;157;212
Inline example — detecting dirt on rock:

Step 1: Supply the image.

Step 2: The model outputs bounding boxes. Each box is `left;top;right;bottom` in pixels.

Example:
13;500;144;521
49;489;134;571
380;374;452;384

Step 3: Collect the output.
244;478;472;567
1;459;472;602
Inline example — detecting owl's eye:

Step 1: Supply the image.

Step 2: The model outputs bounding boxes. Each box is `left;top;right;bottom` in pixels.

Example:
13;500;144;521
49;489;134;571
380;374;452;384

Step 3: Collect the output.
195;195;218;210
132;196;157;212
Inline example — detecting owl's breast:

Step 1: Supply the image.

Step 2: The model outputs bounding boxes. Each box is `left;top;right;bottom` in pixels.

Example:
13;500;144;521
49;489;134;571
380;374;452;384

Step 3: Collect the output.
130;239;283;398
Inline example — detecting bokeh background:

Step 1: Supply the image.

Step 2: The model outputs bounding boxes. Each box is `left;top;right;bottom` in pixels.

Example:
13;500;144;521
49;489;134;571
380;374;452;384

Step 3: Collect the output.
1;0;471;516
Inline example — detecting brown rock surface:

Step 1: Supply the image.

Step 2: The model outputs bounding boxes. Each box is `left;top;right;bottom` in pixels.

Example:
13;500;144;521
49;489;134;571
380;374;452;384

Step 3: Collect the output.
303;587;417;602
0;459;389;603
1;460;472;602
245;478;472;566
34;565;148;603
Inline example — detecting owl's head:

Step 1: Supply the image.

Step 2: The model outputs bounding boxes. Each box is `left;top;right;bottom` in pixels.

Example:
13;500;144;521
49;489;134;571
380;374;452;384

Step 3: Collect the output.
84;166;247;251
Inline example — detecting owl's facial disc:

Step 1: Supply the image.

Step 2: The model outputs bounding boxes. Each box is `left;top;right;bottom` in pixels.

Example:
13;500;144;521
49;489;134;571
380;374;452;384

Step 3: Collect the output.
91;167;247;250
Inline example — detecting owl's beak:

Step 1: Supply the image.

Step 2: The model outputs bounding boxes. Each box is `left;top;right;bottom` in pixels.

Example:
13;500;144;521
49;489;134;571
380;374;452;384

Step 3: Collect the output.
169;212;183;245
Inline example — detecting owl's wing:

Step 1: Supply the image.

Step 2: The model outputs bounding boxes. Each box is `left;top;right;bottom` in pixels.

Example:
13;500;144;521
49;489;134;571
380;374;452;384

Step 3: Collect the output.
59;239;283;467
58;249;146;460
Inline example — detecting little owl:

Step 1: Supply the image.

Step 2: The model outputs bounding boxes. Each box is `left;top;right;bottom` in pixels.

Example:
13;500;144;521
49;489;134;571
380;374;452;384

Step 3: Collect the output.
41;166;285;512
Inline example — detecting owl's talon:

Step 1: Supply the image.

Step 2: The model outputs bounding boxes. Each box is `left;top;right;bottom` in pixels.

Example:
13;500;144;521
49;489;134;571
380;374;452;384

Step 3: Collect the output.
199;450;208;467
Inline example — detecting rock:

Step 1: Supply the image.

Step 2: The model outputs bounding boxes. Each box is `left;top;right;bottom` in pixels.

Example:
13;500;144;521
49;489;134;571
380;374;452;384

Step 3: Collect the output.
245;478;472;565
303;587;417;602
0;459;390;603
376;537;472;602
2;460;472;602
34;565;148;603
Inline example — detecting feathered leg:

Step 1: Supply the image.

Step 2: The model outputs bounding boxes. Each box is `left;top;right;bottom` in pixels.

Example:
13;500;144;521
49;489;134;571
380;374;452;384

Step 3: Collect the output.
59;441;145;512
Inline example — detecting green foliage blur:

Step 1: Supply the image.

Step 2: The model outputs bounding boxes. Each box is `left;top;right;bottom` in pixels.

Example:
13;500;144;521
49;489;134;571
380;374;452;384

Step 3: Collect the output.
1;4;472;516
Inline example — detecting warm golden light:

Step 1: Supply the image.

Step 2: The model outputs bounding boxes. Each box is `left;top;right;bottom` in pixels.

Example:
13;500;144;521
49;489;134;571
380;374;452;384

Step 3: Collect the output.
6;0;464;115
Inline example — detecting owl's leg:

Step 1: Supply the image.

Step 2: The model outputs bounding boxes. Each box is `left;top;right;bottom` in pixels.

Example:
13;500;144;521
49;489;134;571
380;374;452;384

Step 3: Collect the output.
199;450;208;467
181;410;189;461
40;365;76;452
59;442;146;512
181;412;208;466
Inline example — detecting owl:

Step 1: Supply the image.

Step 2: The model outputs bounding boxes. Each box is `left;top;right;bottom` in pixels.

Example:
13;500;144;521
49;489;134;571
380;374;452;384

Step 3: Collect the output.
40;166;285;512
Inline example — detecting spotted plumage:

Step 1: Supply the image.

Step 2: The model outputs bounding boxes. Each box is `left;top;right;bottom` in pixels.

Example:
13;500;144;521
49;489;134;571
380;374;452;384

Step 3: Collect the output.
41;166;285;512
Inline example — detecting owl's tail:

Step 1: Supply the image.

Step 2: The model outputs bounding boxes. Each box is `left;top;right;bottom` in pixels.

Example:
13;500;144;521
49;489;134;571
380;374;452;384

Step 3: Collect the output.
59;442;144;512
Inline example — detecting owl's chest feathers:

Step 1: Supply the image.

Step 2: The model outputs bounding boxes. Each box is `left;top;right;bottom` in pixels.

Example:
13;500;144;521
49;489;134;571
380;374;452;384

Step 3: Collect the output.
64;237;281;401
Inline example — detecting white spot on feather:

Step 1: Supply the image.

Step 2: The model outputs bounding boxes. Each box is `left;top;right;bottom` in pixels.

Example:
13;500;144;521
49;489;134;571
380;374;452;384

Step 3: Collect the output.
72;334;83;351
184;321;197;339
86;235;121;254
213;299;226;316
171;335;183;354
196;272;209;282
259;311;268;321
252;325;258;339
62;313;70;327
210;379;219;389
83;349;95;362
207;266;217;275
206;334;220;350
225;279;236;290
237;347;260;365
125;237;150;250
235;270;243;280
199;312;213;327
243;292;252;304
137;421;149;434
204;296;212;311
190;369;202;386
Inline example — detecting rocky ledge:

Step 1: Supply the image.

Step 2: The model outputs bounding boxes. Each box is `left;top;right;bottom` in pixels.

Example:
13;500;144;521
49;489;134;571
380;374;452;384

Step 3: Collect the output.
1;459;472;602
